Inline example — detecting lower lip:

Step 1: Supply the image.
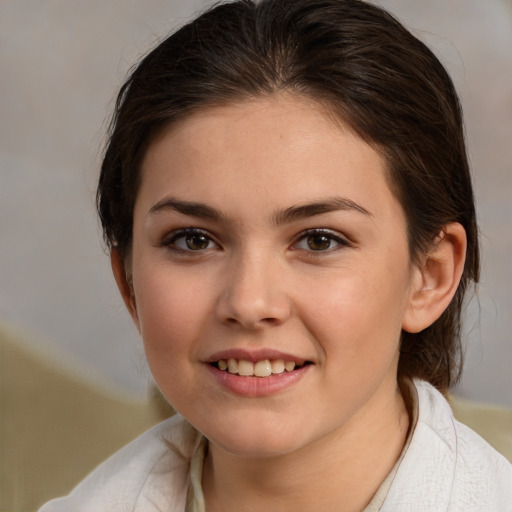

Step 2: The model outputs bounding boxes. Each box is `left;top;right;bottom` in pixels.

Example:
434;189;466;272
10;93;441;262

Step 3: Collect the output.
206;364;310;397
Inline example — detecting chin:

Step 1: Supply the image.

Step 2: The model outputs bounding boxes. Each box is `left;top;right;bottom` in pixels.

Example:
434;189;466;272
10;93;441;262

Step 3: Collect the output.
214;435;301;459
201;416;311;459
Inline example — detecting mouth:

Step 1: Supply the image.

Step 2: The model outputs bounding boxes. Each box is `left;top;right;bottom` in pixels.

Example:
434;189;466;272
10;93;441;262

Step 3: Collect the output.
211;358;312;378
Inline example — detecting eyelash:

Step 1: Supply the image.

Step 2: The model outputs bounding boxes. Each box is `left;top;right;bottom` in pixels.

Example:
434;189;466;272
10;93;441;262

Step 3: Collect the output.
161;227;350;254
293;229;350;253
161;228;219;253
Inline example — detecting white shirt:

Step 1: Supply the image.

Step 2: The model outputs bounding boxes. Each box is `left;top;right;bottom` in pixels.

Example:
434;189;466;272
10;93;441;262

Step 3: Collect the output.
39;380;512;511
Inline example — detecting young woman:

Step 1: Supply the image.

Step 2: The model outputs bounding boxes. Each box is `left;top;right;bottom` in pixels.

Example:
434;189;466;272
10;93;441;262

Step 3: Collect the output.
40;0;512;510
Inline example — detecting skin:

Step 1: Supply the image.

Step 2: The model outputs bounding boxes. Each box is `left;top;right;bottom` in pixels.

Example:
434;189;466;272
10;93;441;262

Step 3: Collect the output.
112;94;466;511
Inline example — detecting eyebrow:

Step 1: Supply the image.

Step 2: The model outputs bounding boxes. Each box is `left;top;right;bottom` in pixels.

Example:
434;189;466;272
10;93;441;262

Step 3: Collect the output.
148;196;372;224
148;198;227;221
271;197;373;225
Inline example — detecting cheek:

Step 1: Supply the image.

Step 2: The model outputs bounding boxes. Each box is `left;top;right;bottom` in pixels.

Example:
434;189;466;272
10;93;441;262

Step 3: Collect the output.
133;266;212;361
132;267;215;409
298;262;410;362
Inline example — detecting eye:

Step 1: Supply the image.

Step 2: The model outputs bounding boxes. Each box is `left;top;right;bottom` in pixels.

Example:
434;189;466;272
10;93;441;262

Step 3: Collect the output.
294;229;349;252
164;229;218;252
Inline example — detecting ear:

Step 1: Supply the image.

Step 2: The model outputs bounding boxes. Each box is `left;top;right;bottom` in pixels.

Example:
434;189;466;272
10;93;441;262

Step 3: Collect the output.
110;248;141;333
402;223;467;333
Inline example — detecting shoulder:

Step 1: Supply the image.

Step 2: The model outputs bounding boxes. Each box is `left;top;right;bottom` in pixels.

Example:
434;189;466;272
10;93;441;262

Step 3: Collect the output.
382;380;512;512
38;414;201;512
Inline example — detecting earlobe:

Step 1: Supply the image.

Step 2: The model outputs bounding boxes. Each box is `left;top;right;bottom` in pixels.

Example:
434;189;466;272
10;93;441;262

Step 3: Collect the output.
402;223;467;333
110;248;141;333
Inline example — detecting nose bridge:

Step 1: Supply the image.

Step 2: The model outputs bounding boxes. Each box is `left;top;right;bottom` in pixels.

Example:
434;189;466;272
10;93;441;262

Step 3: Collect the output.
216;243;290;328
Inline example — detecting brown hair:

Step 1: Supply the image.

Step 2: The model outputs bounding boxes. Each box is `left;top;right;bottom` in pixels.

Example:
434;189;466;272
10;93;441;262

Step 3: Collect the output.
97;0;479;392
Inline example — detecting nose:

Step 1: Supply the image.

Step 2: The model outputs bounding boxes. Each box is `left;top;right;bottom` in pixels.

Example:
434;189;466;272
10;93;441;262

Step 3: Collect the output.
215;251;291;330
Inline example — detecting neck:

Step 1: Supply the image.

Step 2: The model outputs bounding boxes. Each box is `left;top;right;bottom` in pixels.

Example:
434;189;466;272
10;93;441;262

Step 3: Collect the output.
202;380;410;512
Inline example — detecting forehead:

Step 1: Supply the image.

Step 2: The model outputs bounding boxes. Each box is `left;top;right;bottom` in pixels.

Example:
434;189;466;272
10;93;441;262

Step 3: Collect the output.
137;94;400;223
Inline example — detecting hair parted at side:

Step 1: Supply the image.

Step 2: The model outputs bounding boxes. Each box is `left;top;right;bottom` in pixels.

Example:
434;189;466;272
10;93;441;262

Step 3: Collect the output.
97;0;479;393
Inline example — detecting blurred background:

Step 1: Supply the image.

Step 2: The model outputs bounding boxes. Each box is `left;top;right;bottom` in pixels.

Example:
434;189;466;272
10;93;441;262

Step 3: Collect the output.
1;2;512;504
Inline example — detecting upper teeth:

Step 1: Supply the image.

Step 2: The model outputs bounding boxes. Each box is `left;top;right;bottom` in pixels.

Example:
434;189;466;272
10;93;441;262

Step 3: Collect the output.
217;358;298;377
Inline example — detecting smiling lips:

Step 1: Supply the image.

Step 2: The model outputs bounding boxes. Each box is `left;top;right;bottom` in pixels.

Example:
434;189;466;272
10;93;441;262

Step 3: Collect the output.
208;355;311;396
214;358;304;377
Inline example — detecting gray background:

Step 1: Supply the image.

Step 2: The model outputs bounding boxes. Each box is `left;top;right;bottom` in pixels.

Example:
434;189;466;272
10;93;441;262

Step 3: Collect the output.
1;0;511;406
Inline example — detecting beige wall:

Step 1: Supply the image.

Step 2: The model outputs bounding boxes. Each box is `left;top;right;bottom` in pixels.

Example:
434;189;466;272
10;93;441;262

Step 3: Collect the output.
1;0;511;406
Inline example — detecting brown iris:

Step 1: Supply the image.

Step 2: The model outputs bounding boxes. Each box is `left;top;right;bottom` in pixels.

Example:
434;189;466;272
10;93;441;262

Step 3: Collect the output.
186;233;210;250
307;234;332;251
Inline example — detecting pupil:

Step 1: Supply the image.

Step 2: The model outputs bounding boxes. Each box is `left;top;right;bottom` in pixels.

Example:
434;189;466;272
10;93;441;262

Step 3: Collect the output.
308;234;330;251
186;234;209;250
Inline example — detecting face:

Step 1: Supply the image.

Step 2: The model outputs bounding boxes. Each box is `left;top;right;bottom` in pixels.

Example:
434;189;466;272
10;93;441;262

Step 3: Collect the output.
125;95;418;458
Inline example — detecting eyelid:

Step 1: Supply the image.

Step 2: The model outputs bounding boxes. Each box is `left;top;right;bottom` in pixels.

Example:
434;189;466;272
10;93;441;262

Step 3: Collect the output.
160;227;220;252
292;228;351;252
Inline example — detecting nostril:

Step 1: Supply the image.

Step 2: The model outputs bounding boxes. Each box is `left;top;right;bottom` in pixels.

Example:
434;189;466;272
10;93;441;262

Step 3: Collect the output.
222;315;282;329
215;282;291;329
